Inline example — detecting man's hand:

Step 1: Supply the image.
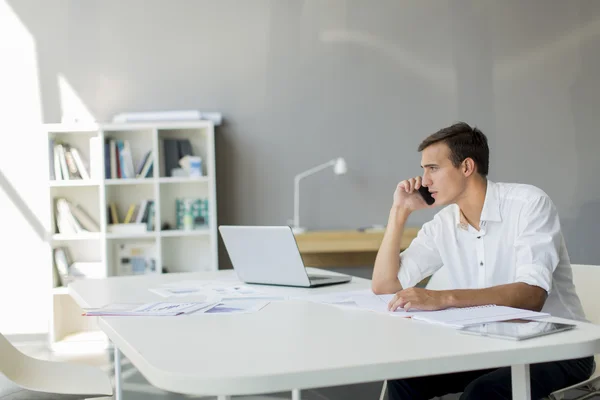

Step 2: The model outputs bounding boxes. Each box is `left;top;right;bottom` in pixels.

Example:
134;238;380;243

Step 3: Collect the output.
387;287;448;311
393;176;430;213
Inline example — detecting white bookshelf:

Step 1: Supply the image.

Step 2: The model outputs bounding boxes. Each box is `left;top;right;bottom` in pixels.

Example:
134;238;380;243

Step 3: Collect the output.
45;121;218;348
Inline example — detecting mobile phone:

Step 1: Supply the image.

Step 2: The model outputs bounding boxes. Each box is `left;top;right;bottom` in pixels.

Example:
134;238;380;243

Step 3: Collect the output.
417;186;435;205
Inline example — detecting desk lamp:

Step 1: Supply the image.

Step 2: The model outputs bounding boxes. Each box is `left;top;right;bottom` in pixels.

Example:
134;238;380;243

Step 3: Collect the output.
292;157;347;233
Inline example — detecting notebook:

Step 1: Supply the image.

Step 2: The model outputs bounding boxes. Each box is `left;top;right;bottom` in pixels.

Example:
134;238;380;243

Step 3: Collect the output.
411;305;550;329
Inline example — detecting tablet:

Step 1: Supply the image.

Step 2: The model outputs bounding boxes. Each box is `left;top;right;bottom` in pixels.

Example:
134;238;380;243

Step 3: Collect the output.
459;319;576;341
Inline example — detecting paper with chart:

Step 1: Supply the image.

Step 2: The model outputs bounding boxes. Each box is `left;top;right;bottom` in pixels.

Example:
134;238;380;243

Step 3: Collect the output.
82;300;220;317
204;299;270;315
150;280;288;300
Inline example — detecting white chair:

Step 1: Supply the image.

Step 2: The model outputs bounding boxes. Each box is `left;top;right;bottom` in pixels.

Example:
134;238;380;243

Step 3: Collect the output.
0;332;113;399
548;263;600;400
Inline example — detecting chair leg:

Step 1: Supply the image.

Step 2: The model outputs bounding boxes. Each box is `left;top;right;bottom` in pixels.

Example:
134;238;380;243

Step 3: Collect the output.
380;380;387;400
572;390;600;400
549;387;600;400
114;346;122;400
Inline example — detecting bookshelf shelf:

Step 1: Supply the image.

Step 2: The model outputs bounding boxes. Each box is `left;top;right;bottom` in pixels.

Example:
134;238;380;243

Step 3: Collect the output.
158;176;210;184
52;233;102;241
160;229;210;237
105;178;154;185
105;232;158;239
46;121;218;348
49;180;100;187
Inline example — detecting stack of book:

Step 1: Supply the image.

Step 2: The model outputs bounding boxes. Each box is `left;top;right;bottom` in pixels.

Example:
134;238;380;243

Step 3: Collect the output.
107;200;155;233
50;140;92;180
104;139;153;179
54;198;100;234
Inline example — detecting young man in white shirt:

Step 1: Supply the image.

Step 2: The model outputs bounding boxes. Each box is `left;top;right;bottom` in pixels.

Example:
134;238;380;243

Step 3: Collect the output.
372;122;594;399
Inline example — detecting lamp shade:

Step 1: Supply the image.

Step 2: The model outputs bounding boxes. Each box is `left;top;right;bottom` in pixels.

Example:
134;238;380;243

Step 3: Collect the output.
333;157;347;175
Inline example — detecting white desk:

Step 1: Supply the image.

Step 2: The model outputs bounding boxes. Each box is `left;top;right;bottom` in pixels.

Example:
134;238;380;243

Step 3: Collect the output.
69;269;600;400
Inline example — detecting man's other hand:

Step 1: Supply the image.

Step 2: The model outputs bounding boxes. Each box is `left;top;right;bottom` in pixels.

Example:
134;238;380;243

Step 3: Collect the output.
387;287;447;311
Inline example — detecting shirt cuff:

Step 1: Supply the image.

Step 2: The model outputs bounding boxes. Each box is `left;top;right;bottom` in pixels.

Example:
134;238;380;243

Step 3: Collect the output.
398;254;425;289
515;263;553;294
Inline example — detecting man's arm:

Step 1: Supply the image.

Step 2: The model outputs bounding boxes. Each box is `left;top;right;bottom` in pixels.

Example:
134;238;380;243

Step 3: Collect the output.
388;282;547;312
372;176;435;295
371;207;410;294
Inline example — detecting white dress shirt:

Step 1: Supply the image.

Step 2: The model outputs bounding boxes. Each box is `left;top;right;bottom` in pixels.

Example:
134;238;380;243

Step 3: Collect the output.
399;180;587;321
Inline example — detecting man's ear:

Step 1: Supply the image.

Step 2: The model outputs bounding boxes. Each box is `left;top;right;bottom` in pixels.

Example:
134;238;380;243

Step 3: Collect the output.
463;158;476;177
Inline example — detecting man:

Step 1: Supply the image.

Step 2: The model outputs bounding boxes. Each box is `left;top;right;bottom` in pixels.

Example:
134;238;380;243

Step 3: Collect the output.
371;122;594;400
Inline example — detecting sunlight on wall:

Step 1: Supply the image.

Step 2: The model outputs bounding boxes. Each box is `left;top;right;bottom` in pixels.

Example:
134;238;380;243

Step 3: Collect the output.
58;74;96;123
0;0;51;335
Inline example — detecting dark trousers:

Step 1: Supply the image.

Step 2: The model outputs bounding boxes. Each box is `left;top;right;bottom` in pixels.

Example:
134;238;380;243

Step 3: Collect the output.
388;356;594;400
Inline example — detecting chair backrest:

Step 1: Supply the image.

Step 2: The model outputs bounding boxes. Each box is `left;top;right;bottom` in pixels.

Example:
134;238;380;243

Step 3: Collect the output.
0;332;25;376
0;331;113;398
570;264;600;325
426;264;600;324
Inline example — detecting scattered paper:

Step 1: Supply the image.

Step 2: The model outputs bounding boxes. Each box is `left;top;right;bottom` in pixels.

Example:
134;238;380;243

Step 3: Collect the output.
149;287;210;297
296;289;420;317
205;299;270;315
209;285;264;298
150;280;278;300
82;301;219;317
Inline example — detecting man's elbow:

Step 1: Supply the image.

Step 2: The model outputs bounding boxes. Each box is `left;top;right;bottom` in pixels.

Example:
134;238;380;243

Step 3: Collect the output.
519;284;547;311
371;282;387;295
371;279;401;295
531;291;548;312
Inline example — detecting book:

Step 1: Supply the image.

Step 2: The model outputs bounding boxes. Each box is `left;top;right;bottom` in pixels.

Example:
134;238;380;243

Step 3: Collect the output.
70;148;90;180
410;305;550;329
109;203;119;224
70;202;100;232
53;247;72;286
123;203;136;224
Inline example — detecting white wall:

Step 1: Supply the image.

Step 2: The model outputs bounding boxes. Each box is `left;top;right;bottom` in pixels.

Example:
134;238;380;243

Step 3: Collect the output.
0;0;51;335
1;0;600;335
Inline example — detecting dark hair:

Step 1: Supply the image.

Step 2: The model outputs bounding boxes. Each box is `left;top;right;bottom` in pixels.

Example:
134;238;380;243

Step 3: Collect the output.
417;122;489;177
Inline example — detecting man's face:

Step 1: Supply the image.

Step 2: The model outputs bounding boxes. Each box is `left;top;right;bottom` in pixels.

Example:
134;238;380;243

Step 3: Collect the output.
420;142;466;206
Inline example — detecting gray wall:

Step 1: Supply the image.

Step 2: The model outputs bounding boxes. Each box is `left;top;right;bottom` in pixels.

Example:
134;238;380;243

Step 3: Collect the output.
8;0;600;267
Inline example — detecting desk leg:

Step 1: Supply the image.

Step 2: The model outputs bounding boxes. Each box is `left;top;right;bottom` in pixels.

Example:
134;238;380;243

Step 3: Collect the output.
292;389;301;400
216;396;231;400
511;363;531;400
114;346;123;400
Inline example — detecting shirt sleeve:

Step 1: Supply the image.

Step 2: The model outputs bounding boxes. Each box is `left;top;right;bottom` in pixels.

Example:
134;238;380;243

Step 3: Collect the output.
399;215;443;289
514;195;561;294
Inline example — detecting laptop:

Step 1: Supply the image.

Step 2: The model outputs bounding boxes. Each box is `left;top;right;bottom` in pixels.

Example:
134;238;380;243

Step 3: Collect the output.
218;225;352;288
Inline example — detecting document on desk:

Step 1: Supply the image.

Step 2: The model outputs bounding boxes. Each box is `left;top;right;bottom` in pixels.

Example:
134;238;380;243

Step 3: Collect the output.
204;299;270;315
409;305;550;329
82;301;220;316
296;290;421;317
150;281;286;300
299;291;551;326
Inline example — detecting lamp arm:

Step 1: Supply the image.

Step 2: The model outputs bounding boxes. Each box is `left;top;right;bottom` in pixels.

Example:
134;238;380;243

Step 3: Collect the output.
293;159;336;228
294;160;336;181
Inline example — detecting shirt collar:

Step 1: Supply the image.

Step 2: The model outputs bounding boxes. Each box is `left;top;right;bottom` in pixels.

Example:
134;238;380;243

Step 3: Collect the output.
456;180;502;230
